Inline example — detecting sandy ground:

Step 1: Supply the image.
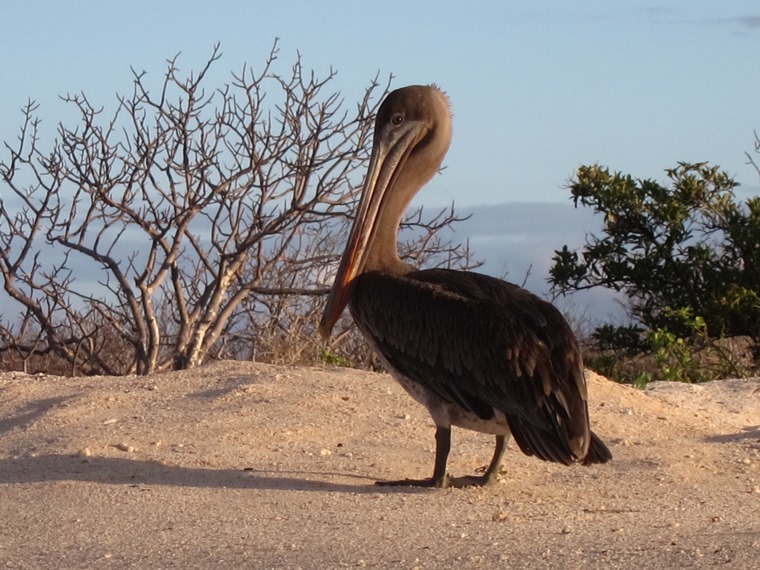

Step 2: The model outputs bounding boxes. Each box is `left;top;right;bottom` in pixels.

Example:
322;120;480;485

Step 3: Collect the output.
0;361;758;569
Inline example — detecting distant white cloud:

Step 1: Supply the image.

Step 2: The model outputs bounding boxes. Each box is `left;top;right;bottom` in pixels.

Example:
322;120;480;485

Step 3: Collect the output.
725;14;760;30
451;202;628;324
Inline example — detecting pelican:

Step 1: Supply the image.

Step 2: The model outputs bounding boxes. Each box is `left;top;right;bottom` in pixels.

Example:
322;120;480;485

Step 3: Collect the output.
319;85;611;488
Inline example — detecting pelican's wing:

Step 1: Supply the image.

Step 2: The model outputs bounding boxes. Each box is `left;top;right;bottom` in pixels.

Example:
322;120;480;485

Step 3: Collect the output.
351;268;595;464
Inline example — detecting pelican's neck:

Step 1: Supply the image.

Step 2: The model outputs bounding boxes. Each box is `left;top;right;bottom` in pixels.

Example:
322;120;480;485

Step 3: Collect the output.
361;86;453;277
362;177;417;276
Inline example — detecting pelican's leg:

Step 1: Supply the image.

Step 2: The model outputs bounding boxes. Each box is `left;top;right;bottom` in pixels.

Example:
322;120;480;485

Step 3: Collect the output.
449;434;509;488
483;434;509;481
376;426;451;488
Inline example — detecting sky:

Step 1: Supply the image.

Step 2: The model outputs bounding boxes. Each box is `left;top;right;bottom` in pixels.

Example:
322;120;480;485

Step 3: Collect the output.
1;1;759;321
2;1;758;208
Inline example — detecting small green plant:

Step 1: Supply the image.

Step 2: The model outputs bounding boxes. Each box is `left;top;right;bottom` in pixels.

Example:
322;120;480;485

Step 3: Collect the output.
647;307;708;383
318;347;353;368
632;371;653;390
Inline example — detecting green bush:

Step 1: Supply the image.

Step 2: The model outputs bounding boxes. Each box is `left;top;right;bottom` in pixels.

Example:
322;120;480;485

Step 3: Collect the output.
551;162;759;383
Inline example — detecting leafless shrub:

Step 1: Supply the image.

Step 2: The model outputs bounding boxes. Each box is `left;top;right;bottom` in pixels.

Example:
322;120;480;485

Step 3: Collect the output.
0;43;479;376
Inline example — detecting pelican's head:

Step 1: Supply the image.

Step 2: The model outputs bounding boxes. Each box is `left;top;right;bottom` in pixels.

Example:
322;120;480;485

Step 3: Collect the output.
319;85;453;338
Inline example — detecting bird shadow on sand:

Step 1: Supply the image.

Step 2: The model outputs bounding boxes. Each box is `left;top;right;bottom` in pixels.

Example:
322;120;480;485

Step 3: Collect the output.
0;453;431;495
704;426;760;443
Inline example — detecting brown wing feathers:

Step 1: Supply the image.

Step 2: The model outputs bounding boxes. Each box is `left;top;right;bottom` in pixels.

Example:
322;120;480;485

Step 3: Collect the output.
351;268;610;465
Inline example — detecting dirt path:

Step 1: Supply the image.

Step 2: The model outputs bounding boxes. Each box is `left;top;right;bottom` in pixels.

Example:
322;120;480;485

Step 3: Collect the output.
1;361;758;569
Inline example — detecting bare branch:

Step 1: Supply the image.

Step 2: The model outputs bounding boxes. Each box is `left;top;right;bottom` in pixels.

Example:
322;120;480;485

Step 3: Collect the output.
0;45;475;375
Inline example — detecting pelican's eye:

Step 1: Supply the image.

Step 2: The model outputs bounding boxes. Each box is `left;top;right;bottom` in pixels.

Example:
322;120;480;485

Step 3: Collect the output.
391;113;404;126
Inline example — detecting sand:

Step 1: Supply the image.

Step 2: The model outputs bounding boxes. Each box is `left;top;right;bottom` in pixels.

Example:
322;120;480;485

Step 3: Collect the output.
1;361;758;569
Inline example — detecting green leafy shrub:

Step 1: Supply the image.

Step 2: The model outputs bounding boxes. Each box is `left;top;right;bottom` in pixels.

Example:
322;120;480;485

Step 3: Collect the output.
552;162;759;383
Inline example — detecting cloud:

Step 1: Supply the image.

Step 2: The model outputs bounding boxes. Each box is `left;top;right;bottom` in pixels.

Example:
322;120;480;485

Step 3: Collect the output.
635;5;760;34
452;202;628;323
725;14;760;30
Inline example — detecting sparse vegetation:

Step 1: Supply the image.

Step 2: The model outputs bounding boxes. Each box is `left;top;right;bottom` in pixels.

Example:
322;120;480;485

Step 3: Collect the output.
2;45;758;384
552;159;760;384
0;44;479;376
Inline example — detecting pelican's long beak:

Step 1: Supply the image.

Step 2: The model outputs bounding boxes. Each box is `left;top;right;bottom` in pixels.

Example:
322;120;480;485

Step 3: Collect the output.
318;121;426;338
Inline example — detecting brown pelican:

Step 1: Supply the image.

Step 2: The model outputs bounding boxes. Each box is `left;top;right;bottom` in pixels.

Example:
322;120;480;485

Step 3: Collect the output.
319;85;611;488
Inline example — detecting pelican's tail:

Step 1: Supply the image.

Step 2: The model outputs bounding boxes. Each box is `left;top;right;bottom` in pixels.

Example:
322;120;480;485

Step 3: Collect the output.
581;431;612;465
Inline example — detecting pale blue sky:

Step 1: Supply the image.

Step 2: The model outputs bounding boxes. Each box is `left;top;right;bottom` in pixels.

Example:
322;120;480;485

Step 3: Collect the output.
2;0;758;209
